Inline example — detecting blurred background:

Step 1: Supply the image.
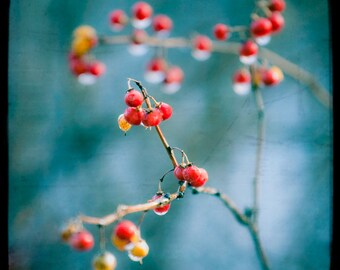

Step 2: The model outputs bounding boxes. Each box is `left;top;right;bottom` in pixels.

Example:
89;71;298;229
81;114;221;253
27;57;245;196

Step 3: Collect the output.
8;0;332;269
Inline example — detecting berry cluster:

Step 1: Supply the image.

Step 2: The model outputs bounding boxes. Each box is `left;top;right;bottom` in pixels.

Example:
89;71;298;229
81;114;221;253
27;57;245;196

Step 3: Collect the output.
216;0;286;95
118;86;173;133
112;220;149;263
68;26;106;85
69;0;286;96
174;163;209;188
109;2;184;94
61;222;118;270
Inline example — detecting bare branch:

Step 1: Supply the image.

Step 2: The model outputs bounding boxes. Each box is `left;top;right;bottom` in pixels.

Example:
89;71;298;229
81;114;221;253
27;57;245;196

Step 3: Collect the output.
193;186;270;270
102;35;332;109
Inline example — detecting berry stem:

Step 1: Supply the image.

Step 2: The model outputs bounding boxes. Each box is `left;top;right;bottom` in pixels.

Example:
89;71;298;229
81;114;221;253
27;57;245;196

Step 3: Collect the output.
171;146;190;164
250;65;265;117
128;78;179;167
98;225;106;252
252;106;265;225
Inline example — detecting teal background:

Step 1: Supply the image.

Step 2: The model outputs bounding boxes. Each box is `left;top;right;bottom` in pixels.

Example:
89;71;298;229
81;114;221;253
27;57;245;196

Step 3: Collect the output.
8;1;332;269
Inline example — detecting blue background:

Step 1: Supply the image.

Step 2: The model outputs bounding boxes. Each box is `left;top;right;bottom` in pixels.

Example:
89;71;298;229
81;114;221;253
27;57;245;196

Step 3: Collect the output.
8;1;332;269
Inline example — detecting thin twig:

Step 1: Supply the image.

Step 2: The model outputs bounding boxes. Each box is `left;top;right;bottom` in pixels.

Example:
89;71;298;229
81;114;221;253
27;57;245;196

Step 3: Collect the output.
193;186;270;270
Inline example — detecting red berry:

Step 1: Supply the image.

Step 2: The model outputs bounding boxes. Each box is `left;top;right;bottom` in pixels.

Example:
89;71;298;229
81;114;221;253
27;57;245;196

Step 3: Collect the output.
124;89;144;107
147;57;167;72
183;165;201;183
192;35;212;60
69;57;88;76
70;230;94;251
158;102;173;121
89;61;106;77
132;2;153;20
151;194;171;215
193;35;212;52
268;11;285;33
164;66;184;85
153;14;173;33
232;69;252;95
261;66;284;86
145;57;167;83
239;40;258;57
213;23;229;41
190;168;208;187
124;107;143;125
109;9;128;30
250;18;272;37
141;108;163;127
174;165;185;181
268;0;286;12
114;220;138;241
233;69;251;84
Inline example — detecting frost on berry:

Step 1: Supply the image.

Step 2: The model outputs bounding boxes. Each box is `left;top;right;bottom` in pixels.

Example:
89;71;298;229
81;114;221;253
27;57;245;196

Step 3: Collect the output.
92;251;117;270
144;57;167;84
131;1;153;29
124;89;144;107
174;165;185;181
157;102;173;121
150;194;171;216
162;66;184;94
141;108;163;127
250;18;273;45
192;35;212;61
128;239;149;262
118;114;132;133
190;168;209;187
128;29;149;56
124;107;143;125
152;14;173;38
232;69;251;96
239;40;258;65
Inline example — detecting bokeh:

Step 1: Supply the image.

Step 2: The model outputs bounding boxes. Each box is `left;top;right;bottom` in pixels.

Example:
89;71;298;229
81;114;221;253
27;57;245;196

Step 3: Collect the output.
8;1;332;269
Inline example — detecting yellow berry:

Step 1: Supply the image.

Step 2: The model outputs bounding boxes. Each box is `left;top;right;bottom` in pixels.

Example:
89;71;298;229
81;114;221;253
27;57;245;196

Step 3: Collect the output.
129;239;149;259
71;37;92;56
112;235;130;251
112;233;140;251
92;252;117;270
73;25;97;40
118;114;132;133
60;222;81;242
271;66;284;81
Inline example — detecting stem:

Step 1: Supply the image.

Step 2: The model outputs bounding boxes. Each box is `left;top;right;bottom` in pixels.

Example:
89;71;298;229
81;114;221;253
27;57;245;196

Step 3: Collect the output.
194;186;270;270
248;224;270;270
252;112;265;225
250;65;265;117
79;193;178;226
129;78;179;167
194;186;250;225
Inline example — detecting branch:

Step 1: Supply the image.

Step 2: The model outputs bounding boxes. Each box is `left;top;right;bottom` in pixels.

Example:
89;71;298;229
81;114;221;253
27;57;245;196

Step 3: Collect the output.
79;192;179;226
101;35;332;110
73;79;269;269
193;186;270;270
